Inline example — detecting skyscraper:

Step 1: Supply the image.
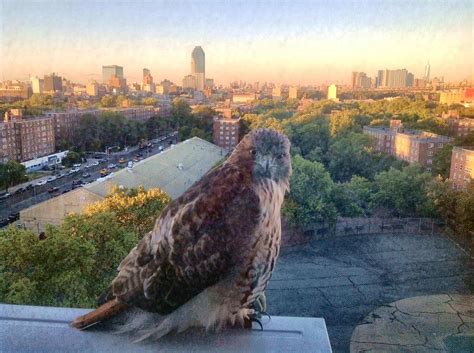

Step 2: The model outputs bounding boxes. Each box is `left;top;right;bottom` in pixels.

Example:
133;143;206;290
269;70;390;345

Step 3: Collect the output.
43;73;62;93
352;72;372;89
102;65;124;84
425;62;430;83
327;84;337;100
376;68;414;88
31;77;44;94
191;46;205;91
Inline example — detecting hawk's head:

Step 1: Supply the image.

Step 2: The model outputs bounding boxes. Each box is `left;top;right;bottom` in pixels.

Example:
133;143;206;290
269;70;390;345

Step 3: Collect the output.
231;128;292;185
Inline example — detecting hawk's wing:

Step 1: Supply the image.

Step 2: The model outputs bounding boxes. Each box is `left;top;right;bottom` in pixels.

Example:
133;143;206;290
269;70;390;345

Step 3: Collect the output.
106;162;261;314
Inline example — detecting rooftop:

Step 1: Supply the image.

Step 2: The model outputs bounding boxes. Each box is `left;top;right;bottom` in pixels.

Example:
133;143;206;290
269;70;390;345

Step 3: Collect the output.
86;137;226;199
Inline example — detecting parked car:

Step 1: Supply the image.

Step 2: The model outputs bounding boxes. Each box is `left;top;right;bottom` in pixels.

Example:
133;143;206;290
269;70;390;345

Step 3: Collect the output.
0;193;11;200
0;218;9;227
35;180;47;186
73;163;82;168
25;184;34;190
90;161;100;166
8;213;19;222
71;167;81;173
100;169;109;177
118;158;126;164
47;187;59;193
108;163;117;169
82;172;91;178
14;187;25;195
46;176;57;183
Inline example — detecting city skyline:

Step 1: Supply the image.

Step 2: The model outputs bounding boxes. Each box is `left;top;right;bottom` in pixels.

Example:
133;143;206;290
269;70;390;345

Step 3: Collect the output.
1;0;472;85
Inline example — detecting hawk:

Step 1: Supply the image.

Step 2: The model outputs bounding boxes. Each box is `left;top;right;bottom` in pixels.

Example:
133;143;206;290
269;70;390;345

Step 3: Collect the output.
72;128;292;341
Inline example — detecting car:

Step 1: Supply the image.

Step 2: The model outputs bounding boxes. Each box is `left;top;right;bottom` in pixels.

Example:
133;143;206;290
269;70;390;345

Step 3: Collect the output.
46;176;57;183
25;184;34;190
82;172;91;178
71;167;80;173
90;161;100;166
73;163;82;168
118;158;126;164
0;218;9;227
8;213;19;222
0;193;11;200
108;163;117;169
14;187;25;195
56;173;65;179
35;180;47;186
100;168;109;177
47;187;59;193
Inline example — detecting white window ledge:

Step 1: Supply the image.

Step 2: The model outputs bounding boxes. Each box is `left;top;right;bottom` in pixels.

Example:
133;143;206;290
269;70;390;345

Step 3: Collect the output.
0;304;332;352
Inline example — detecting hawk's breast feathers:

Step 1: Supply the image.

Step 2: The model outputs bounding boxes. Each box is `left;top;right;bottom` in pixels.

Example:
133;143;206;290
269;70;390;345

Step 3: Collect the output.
109;159;282;314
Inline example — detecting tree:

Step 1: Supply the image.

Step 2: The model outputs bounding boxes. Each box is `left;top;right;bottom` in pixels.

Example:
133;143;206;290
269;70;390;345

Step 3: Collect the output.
0;186;171;308
0;160;27;192
371;165;435;217
283;155;337;228
143;97;158;106
75;113;100;151
61;151;83;167
327;132;377;182
84;186;171;235
432;144;453;178
241;114;284;133
172;98;192;126
100;95;116;108
332;176;373;216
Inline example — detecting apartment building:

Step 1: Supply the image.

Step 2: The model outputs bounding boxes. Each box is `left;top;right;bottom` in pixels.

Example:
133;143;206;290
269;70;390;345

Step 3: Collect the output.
101;107;158;123
0;113;55;162
363;121;452;171
213;116;240;150
45;110;101;145
450;147;474;189
363;127;395;154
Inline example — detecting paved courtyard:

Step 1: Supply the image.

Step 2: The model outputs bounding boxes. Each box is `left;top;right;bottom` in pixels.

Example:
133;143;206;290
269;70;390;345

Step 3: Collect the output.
267;232;473;352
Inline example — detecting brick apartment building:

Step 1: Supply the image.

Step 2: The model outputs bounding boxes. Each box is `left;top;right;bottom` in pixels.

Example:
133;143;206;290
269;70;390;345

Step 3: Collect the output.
440;111;474;138
450;146;474;189
363;120;452;171
213;116;240;150
102;106;158;123
1;113;55;162
45;110;101;146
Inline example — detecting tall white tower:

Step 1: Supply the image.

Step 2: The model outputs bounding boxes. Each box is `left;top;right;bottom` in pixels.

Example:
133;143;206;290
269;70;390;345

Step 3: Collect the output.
191;46;205;91
424;62;430;83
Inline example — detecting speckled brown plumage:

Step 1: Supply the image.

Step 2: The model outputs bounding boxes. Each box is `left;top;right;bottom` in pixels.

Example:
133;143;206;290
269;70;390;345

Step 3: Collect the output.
73;128;292;336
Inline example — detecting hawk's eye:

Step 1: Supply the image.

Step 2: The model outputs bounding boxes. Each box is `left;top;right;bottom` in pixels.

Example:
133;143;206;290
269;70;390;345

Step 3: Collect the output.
250;149;257;156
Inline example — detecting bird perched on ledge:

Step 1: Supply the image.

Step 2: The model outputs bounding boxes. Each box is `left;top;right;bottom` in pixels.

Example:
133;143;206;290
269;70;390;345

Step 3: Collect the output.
72;128;292;341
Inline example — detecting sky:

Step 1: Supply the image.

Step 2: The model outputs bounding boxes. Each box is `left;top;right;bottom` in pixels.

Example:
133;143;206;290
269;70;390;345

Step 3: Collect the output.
0;0;472;85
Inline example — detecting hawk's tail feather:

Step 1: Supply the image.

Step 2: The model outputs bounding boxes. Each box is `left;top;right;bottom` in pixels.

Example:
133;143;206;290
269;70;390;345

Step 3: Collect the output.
71;299;129;330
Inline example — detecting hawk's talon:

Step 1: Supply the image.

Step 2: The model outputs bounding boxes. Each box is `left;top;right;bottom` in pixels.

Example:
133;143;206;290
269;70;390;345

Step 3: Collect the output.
251;317;264;331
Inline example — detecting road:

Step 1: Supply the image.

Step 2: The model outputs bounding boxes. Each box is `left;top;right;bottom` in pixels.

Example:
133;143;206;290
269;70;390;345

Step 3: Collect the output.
0;133;178;225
